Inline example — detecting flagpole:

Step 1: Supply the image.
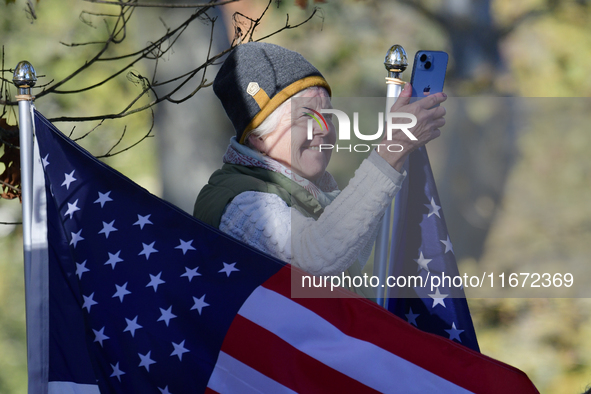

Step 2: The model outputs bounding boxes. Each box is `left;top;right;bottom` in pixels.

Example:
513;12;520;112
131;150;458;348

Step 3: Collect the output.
374;45;407;307
14;60;36;272
13;61;40;393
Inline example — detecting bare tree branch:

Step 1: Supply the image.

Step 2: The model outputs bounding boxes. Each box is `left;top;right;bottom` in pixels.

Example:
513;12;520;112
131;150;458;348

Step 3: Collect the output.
96;109;155;158
83;0;239;8
26;0;37;21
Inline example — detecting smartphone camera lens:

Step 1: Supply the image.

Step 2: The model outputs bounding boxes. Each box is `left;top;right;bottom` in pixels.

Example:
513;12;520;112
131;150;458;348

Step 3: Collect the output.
424;61;432;70
420;54;427;62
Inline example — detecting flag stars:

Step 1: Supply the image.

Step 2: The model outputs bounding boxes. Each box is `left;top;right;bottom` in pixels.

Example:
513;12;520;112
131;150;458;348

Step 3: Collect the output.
159;386;172;394
93;327;109;347
175;239;196;255
82;293;98;312
134;214;153;229
110;362;125;382
170;340;190;361
440;235;454;254
75;260;90;279
181;267;201;282
64;199;80;219
219;262;239;277
99;220;118;239
191;295;209;315
138;351;156;372
405;307;420;327
445;322;464;342
158;306;177;327
428;287;449;308
61;170;77;190
146;272;165;292
42;154;50;168
139;241;158;260
94;191;113;208
424;197;441;218
70;229;84;248
124;316;143;337
414;251;432;272
105;251;124;270
112;282;132;302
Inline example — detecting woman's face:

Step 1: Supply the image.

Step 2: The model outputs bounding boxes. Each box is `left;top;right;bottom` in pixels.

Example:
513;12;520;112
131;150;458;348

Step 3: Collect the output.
251;88;336;183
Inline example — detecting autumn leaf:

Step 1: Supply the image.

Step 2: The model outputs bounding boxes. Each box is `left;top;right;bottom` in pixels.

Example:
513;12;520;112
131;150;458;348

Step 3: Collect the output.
0;118;21;201
295;0;326;10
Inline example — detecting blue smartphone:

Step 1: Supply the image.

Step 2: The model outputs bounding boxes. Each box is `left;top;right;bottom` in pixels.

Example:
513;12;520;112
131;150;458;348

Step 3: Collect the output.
409;50;448;103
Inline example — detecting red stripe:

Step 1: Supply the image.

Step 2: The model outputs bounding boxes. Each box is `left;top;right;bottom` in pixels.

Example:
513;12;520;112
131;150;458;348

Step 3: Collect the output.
262;266;539;394
204;388;219;394
221;314;380;394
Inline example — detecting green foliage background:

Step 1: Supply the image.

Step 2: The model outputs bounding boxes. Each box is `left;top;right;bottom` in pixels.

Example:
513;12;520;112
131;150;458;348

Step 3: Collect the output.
2;0;591;393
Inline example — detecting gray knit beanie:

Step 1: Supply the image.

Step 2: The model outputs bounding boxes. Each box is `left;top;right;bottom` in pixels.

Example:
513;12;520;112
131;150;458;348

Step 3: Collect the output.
213;42;331;144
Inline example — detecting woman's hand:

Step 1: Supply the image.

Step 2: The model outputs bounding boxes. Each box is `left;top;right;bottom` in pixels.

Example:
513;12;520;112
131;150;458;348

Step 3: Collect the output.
377;83;447;172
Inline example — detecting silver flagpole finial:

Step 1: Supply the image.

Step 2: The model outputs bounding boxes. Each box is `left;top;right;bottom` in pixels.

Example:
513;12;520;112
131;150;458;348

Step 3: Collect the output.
384;45;408;79
13;61;37;92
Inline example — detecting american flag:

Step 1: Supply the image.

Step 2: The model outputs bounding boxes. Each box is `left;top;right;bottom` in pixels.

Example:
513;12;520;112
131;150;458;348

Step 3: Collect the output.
387;146;480;352
26;110;538;393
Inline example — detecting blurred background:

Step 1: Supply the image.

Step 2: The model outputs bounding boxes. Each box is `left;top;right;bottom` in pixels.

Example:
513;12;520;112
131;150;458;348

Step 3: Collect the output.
1;0;591;392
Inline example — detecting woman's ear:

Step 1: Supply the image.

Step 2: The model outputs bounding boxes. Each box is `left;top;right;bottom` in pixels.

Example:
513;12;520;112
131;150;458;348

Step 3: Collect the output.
247;134;265;154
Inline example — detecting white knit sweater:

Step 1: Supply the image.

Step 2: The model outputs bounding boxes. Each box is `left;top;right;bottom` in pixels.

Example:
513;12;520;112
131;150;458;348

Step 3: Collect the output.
219;150;406;276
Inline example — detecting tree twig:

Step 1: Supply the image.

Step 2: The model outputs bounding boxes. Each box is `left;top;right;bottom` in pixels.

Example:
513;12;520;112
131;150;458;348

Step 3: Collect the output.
83;0;239;8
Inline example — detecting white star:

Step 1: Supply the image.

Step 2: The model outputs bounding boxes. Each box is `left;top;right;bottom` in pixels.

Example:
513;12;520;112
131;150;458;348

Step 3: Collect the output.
75;260;90;279
64;199;80;219
104;251;124;270
93;327;109;347
124;316;143;337
70;229;84;248
42;154;50;168
138;351;156;372
94;191;113;208
445;322;464;342
82;293;98;312
146;272;165;292
134;214;153;229
112;282;132;302
170;340;190;361
158;306;177;327
405;307;420;327
219;262;239;277
181;267;201;282
191;295;209;315
139;242;158;260
159;386;172;394
414;251;432;272
110;362;125;382
424;197;441;218
440;235;454;254
99;220;118;239
61;170;77;190
175;239;196;255
428;287;449;308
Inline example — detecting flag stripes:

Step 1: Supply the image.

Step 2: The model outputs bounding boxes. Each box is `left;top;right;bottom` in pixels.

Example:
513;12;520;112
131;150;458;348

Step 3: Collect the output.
222;314;376;394
207;352;297;394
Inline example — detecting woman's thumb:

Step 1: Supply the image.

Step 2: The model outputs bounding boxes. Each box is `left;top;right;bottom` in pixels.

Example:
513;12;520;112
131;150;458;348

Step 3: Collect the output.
392;82;411;109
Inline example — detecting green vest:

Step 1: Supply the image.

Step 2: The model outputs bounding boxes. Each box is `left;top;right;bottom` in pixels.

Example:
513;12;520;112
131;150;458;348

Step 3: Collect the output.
193;163;376;299
193;163;324;228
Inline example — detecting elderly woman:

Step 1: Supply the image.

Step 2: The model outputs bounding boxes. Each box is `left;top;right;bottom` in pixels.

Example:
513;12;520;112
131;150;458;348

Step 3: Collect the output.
193;42;446;291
